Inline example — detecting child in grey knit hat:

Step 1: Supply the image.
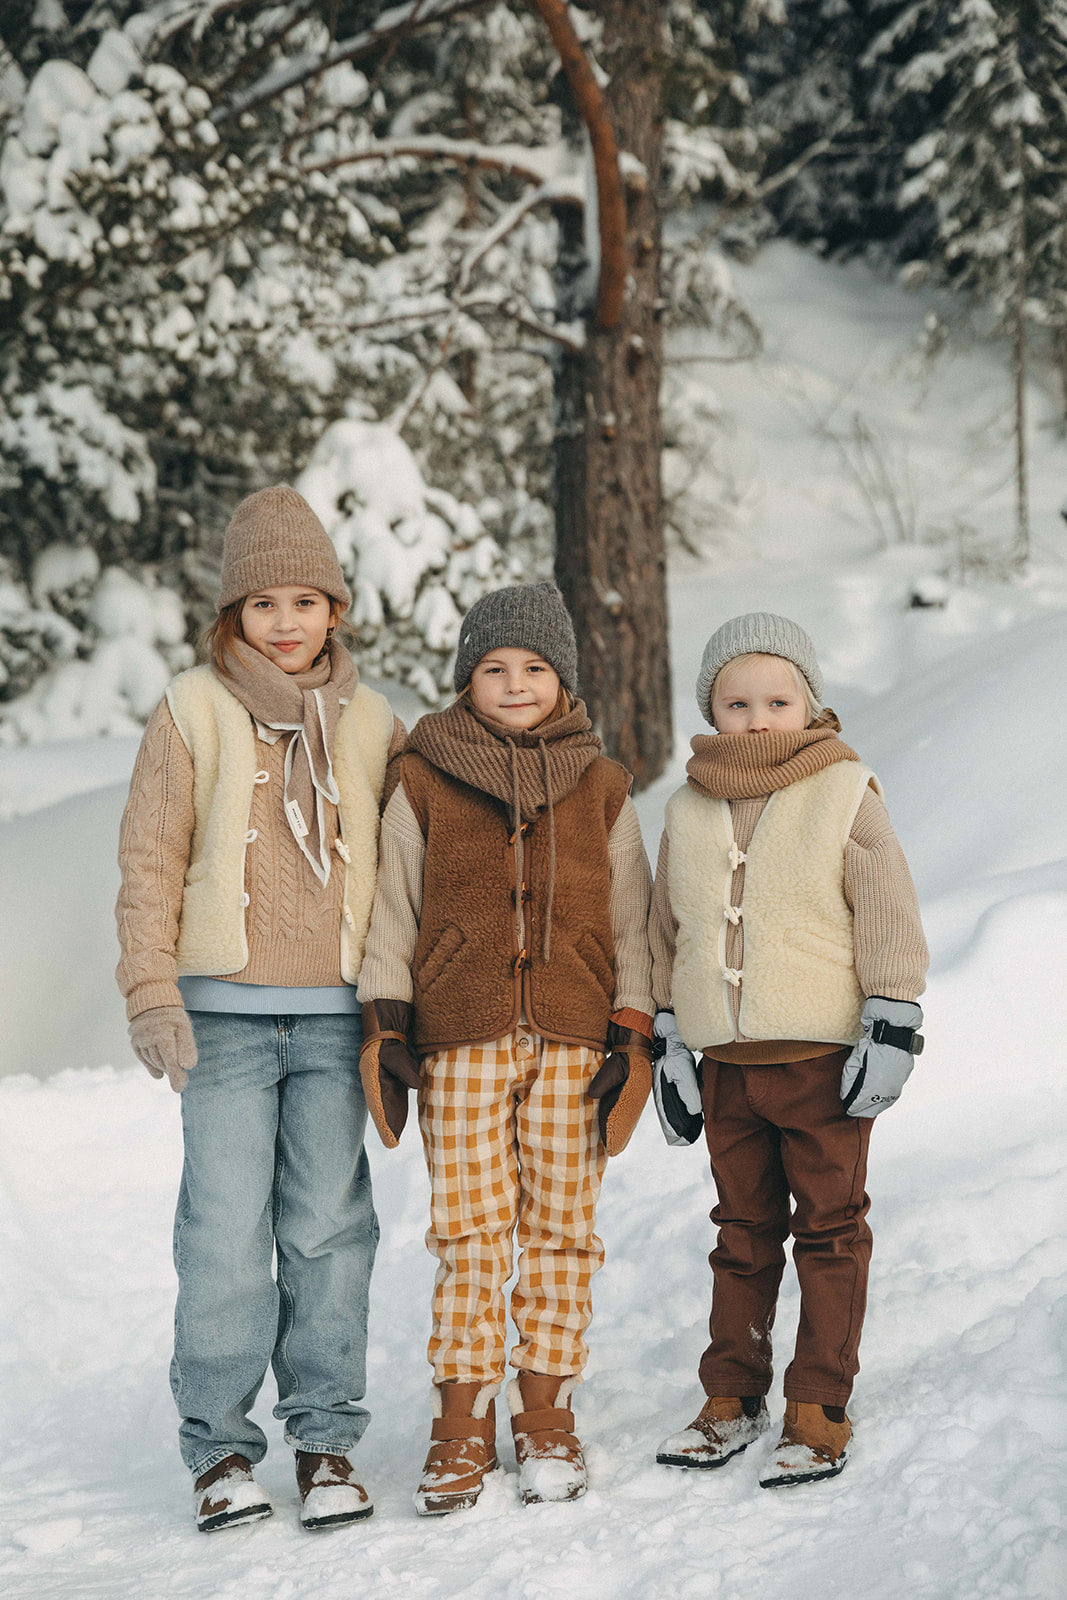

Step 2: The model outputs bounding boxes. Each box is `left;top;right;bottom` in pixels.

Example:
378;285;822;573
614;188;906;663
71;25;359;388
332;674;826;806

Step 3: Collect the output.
649;611;928;1488
358;580;655;1516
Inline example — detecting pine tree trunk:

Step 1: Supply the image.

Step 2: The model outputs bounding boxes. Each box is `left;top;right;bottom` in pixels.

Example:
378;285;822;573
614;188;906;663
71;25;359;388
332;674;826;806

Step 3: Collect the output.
551;3;671;789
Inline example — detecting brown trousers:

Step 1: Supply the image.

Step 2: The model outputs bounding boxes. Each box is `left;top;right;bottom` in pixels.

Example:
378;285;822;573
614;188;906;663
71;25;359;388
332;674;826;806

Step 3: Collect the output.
697;1050;872;1409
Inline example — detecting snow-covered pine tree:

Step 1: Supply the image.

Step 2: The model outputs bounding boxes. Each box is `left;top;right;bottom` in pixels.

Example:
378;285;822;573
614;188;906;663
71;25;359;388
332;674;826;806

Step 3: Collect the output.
897;0;1067;562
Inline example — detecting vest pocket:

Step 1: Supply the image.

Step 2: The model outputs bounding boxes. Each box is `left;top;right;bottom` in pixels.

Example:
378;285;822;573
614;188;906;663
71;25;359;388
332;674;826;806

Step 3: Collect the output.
782;926;854;967
416;924;468;998
574;928;614;991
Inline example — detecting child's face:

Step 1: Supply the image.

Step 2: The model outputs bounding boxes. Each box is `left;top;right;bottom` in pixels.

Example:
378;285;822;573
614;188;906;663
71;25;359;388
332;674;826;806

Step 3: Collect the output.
711;654;809;734
469;647;561;730
240;585;334;674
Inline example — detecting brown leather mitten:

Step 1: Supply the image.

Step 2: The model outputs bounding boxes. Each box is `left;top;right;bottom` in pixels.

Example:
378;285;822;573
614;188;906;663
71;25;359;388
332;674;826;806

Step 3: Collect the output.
587;1015;653;1156
128;1006;197;1093
360;999;419;1148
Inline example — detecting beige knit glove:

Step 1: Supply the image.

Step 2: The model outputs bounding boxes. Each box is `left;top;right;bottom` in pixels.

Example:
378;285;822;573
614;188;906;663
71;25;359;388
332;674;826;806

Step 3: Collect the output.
128;1006;198;1093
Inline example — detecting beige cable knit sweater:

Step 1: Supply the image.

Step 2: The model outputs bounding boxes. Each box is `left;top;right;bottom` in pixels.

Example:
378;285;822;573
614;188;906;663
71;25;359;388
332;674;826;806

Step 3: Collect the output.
116;698;406;1021
649;786;927;1064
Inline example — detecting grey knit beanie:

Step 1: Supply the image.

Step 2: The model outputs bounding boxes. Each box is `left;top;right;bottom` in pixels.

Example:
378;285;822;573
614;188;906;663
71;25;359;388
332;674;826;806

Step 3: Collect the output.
219;485;351;608
696;612;823;725
454;582;579;694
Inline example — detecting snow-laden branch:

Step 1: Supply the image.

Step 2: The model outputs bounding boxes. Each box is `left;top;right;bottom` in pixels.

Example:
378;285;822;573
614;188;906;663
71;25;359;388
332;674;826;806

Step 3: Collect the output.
305;134;570;191
212;0;483;123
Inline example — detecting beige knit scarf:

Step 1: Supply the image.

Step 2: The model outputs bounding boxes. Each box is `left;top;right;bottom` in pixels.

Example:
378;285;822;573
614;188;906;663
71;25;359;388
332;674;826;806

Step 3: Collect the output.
408;695;603;959
687;711;859;800
213;637;358;885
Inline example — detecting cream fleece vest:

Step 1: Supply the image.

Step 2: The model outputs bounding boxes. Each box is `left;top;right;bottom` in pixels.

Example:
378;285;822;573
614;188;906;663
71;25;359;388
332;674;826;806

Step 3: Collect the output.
165;666;392;982
666;762;883;1049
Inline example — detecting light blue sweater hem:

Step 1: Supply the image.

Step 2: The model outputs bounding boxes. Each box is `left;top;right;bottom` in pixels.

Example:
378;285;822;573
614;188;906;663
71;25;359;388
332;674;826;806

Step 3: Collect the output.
177;977;361;1015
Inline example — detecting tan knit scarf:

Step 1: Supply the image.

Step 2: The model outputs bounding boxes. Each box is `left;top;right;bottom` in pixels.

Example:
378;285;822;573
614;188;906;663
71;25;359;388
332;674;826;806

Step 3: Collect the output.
213;636;358;885
687;712;859;800
408;695;603;959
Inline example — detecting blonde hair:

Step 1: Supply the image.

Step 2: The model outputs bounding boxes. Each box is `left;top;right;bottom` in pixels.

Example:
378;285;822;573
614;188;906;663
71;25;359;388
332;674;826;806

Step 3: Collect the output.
711;653;821;728
201;593;351;670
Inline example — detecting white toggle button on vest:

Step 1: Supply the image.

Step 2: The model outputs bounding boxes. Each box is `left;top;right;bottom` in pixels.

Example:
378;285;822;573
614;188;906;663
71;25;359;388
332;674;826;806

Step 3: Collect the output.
723;905;742;925
728;844;746;872
240;893;250;908
344;909;355;927
254;770;270;784
334;840;351;863
245;829;258;843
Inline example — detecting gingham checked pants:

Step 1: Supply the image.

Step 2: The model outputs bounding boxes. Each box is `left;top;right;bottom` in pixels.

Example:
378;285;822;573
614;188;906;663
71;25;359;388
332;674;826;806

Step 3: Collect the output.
418;1028;608;1384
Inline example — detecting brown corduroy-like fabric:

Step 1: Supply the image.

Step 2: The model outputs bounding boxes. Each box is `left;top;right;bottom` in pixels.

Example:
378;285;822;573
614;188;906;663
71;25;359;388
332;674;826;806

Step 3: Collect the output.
686;719;858;801
401;751;630;1051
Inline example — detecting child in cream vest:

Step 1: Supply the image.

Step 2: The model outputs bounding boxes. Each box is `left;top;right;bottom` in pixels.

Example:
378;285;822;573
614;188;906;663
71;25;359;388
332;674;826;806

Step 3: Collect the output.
115;486;403;1532
649;613;927;1488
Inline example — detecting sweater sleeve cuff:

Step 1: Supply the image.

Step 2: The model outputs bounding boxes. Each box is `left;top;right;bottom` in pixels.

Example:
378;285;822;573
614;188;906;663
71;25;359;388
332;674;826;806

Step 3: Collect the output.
610;1007;653;1039
126;981;185;1022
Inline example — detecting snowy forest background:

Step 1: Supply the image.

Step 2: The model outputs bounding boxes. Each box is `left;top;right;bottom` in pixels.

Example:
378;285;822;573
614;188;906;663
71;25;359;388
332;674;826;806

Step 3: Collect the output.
3;7;1067;1597
2;0;1065;745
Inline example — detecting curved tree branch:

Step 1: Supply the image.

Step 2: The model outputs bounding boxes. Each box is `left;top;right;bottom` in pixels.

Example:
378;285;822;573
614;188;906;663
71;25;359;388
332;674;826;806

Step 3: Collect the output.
528;0;627;329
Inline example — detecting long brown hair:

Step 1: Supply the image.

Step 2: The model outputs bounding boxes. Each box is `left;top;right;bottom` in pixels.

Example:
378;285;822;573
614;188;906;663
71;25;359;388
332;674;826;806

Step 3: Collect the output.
201;594;352;671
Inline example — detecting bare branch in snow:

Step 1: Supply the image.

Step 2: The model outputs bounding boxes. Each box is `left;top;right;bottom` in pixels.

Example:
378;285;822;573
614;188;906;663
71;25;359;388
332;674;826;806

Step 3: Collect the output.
305;134;568;190
528;0;628;329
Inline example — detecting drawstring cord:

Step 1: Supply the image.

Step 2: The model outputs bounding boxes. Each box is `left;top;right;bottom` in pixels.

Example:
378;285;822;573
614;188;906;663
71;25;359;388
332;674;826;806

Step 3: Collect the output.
507;735;557;965
539;737;555;963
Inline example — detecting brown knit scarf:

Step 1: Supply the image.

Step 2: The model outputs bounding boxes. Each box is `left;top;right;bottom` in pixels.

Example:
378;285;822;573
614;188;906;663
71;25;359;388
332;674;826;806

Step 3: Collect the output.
213;636;358;885
408;695;603;959
687;712;859;800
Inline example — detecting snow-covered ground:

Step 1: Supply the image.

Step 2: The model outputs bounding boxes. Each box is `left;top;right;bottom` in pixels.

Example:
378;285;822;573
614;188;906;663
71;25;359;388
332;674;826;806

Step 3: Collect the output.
2;245;1065;1599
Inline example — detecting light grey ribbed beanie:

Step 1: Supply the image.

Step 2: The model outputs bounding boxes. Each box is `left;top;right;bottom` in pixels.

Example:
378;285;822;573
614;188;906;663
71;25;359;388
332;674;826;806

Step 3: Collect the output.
696;612;823;725
454;582;579;694
219;485;350;608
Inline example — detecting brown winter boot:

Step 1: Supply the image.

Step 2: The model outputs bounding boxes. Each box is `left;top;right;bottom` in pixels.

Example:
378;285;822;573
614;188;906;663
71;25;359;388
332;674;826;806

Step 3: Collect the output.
759;1400;852;1488
508;1372;587;1505
413;1382;499;1516
656;1394;770;1470
295;1451;373;1530
193;1454;273;1533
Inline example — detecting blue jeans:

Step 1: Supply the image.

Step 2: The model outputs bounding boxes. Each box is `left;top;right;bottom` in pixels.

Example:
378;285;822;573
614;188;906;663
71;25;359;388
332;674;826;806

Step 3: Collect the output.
172;1011;378;1476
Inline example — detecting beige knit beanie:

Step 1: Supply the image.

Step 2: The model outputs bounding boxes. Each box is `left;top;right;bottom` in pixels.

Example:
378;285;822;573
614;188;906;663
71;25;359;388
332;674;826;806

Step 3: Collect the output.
219;485;351;608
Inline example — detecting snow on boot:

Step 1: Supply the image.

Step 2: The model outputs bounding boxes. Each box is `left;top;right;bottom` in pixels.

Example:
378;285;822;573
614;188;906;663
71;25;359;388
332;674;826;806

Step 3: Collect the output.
656;1395;769;1470
759;1400;851;1489
508;1373;587;1505
295;1450;373;1530
193;1454;273;1533
414;1382;499;1516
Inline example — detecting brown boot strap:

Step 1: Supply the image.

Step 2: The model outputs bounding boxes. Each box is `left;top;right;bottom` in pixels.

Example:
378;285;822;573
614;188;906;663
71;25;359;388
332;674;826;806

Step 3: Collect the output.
430;1415;495;1443
511;1406;574;1435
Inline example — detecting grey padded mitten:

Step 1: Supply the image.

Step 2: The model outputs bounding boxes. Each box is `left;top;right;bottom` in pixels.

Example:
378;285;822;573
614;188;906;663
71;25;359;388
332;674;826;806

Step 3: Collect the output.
652;1010;704;1146
128;1005;198;1093
840;996;923;1118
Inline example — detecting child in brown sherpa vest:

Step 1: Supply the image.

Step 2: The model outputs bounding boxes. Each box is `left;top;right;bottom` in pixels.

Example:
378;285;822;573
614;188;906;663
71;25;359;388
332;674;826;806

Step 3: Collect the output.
649;612;928;1488
358;581;654;1514
115;486;405;1533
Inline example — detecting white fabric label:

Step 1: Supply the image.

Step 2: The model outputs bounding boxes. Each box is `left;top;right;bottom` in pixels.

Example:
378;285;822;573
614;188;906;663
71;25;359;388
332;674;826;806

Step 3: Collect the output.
285;798;309;838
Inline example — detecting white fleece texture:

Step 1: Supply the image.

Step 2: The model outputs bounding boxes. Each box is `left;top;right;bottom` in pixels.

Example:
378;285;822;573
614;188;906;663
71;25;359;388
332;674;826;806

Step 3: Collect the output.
667;764;883;1048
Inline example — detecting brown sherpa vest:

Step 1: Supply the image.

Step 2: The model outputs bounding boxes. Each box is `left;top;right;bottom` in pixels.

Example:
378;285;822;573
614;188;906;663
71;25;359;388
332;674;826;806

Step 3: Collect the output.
401;751;630;1051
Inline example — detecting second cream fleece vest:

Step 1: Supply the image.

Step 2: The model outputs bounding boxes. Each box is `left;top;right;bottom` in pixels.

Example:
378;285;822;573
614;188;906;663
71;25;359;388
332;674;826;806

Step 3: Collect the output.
165;665;393;982
666;761;883;1049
